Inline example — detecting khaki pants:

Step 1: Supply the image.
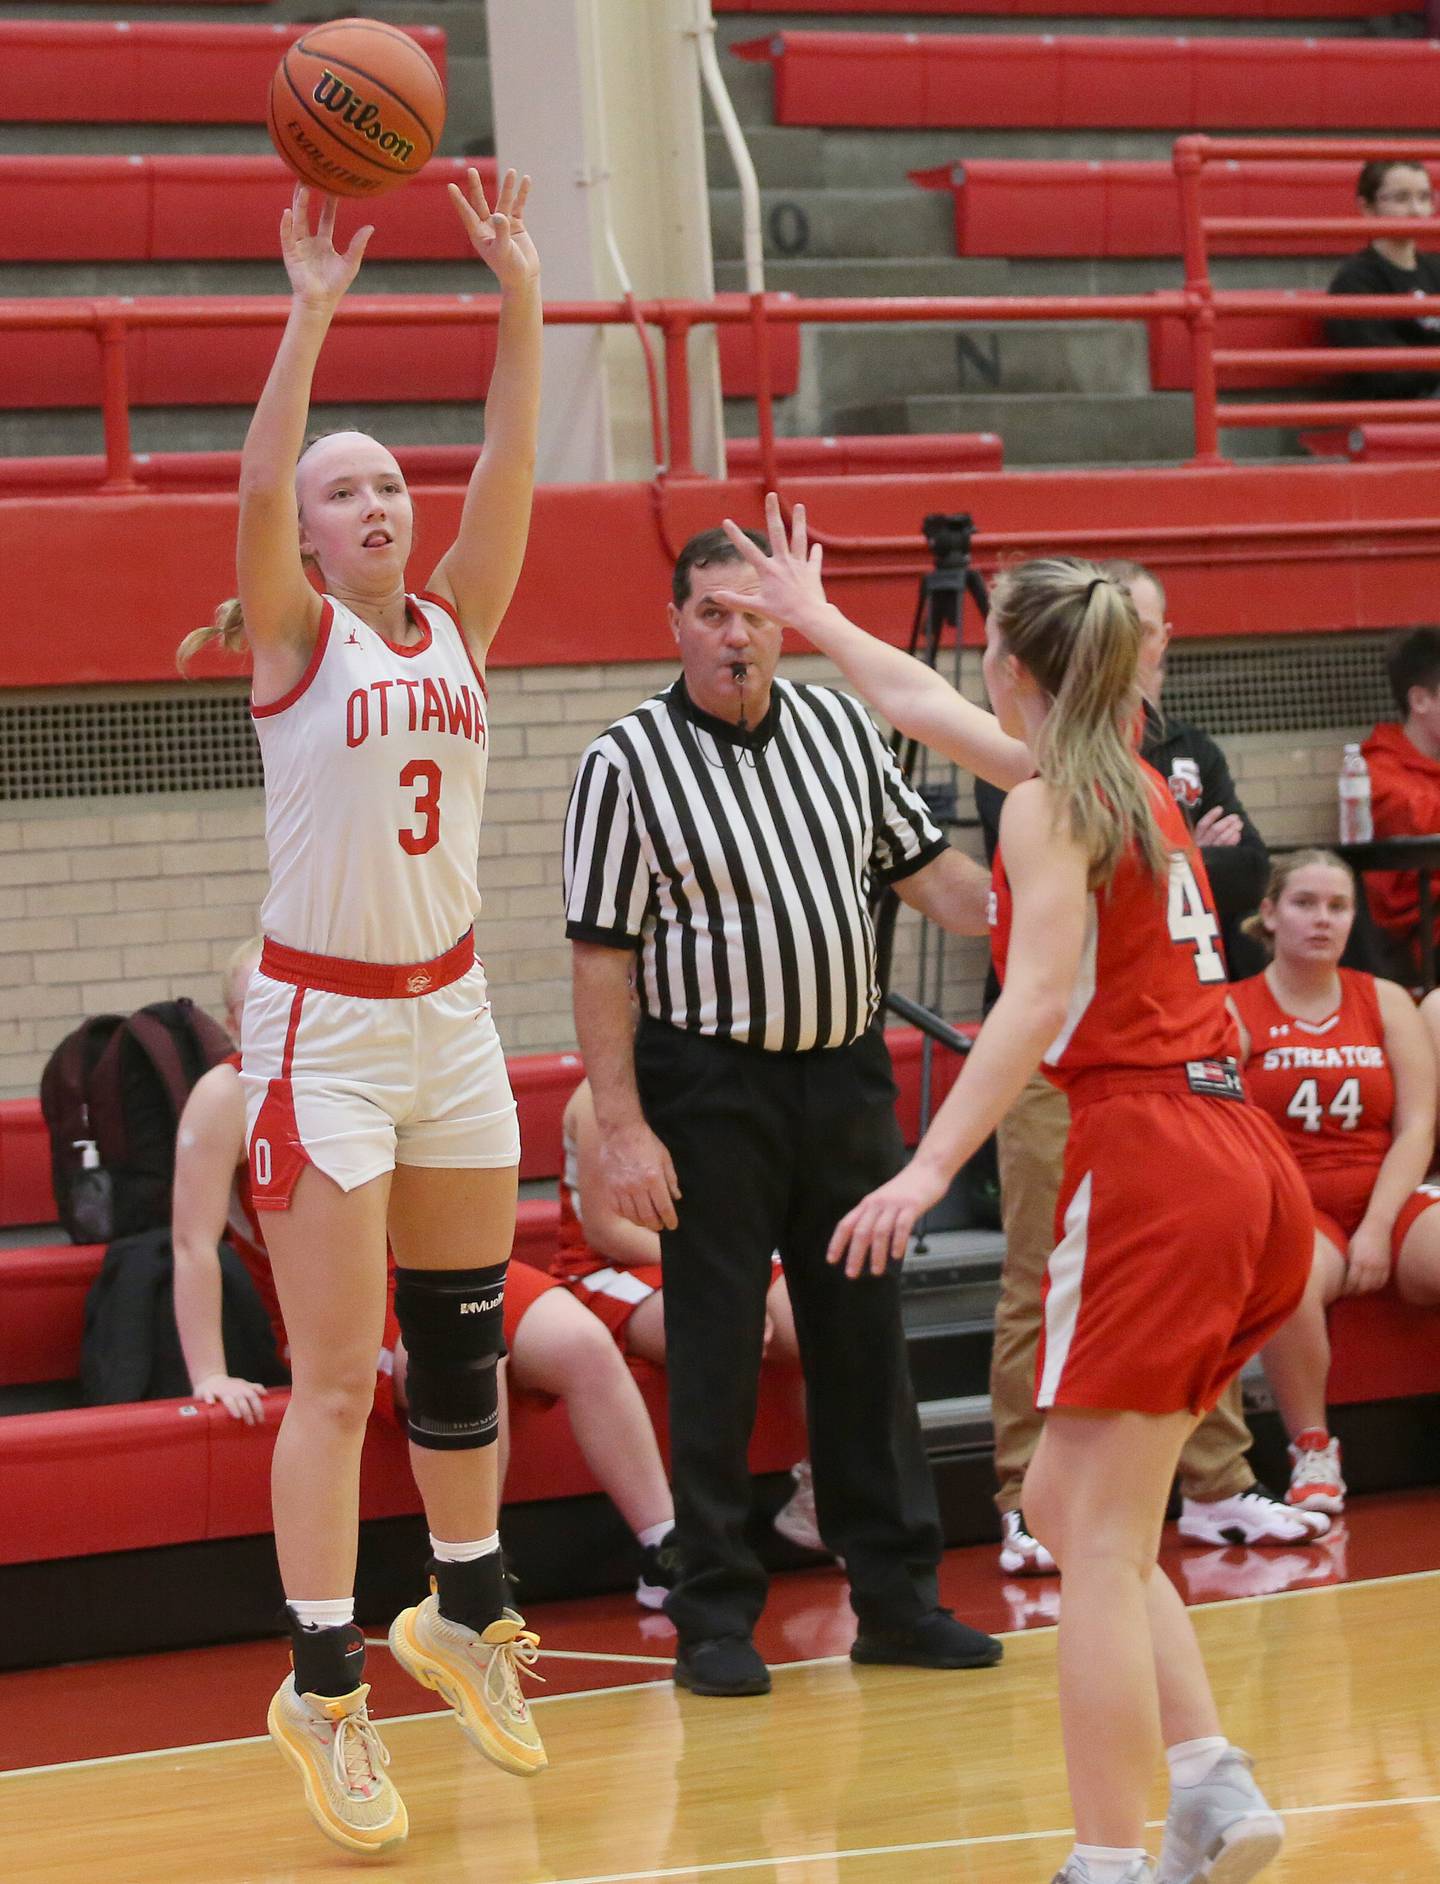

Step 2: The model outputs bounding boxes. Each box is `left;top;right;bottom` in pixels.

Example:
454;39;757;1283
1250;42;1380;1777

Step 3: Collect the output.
991;1072;1255;1515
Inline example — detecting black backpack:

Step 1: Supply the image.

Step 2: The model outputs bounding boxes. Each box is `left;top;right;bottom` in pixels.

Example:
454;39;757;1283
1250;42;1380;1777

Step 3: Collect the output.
80;1227;289;1406
39;999;234;1243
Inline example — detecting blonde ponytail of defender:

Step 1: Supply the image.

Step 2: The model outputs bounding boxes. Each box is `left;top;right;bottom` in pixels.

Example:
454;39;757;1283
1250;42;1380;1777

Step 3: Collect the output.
992;557;1169;887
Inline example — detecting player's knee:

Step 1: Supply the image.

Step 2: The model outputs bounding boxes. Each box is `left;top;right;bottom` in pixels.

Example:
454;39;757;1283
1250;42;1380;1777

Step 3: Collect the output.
1020;1467;1063;1562
293;1364;379;1434
526;1297;617;1397
394;1263;507;1450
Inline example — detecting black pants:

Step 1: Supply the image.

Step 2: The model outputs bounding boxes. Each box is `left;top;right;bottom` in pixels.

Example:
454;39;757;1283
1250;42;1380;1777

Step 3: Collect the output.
635;1017;943;1645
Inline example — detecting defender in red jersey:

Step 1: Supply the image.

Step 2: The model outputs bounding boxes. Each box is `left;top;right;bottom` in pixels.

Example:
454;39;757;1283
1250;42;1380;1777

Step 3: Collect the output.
1230;850;1440;1517
179;175;546;1851
720;500;1299;1884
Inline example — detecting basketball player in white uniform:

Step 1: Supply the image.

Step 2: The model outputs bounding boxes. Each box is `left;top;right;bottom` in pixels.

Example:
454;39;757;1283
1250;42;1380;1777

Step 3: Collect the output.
180;174;542;1855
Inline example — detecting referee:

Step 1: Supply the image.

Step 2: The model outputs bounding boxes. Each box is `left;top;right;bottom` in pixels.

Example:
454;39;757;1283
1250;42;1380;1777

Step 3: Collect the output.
563;525;1002;1697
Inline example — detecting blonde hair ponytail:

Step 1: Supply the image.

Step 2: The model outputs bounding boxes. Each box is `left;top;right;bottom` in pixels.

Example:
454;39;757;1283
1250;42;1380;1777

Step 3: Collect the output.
177;597;248;674
992;556;1168;887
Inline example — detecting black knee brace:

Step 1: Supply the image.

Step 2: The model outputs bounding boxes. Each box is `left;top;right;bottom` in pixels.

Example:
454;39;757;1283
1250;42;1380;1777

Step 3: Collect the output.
393;1263;507;1451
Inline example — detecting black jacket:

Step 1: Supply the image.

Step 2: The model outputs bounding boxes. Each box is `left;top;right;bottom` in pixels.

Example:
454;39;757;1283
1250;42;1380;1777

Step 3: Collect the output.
1325;246;1440;400
80;1229;287;1406
974;703;1269;1007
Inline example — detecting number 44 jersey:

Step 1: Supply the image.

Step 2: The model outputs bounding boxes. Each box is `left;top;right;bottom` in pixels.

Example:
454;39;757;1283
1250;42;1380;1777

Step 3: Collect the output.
252;593;490;963
989;760;1237;1086
1229;966;1395;1235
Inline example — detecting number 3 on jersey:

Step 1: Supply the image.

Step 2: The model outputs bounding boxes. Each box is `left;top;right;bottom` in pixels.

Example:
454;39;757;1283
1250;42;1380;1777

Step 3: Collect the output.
399;759;442;855
1167;851;1225;984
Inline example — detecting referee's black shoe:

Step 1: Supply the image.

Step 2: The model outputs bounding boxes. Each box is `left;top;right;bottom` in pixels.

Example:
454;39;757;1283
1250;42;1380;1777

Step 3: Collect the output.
673;1636;772;1697
851;1607;1003;1670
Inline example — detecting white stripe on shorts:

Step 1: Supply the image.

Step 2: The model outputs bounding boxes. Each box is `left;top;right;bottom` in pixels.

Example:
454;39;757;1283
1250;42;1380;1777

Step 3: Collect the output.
1037;1170;1092;1410
578;1266;655;1307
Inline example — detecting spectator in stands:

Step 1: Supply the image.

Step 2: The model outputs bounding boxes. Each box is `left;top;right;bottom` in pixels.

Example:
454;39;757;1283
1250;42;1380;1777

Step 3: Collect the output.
974;561;1306;1577
554;1074;823;1555
1361;627;1440;958
1326;160;1440;400
172;941;682;1608
565;523;1004;1699
1231;851;1440;1516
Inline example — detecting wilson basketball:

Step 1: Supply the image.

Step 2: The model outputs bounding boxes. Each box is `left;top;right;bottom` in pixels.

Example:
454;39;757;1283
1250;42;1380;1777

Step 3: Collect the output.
268;18;445;199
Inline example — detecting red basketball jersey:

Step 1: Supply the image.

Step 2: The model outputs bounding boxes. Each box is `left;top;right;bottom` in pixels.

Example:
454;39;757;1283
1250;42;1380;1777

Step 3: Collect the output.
1229;968;1394;1228
990;762;1235;1087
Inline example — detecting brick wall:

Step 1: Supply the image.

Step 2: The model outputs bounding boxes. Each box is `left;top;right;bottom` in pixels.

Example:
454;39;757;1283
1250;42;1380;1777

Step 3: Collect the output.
0;661;1369;1099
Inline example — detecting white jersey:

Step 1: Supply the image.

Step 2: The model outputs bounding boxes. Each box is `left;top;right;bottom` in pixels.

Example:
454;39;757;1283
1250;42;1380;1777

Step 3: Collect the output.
254;592;490;963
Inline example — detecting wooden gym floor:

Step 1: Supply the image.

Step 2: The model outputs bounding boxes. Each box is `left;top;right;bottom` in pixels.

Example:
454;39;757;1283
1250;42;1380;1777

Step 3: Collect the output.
4;1491;1439;1883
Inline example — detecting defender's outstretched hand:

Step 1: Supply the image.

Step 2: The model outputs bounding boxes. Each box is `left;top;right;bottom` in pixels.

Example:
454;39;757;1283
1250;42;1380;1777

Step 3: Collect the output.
279;186;373;311
713;492;828;633
827;1161;950;1280
450;166;539;290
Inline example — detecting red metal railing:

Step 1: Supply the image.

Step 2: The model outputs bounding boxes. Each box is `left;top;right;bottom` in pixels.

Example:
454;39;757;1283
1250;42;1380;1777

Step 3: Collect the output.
8;140;1440;496
1175;134;1440;462
0;288;1189;497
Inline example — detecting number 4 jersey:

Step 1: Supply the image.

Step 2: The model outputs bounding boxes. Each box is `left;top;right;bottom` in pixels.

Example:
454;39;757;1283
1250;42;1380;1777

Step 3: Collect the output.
252;592;489;963
989;761;1236;1086
1229;967;1395;1235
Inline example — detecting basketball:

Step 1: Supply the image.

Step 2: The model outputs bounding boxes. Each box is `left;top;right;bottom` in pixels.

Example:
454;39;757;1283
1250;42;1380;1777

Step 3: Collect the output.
268;17;445;199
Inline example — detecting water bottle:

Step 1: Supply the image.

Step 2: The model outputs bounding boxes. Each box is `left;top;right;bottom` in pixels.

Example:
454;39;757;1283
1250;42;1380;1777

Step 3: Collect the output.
1338;743;1373;845
69;1137;114;1243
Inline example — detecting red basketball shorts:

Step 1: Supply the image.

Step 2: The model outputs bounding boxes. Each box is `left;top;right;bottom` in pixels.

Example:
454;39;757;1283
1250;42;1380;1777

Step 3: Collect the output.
503;1256;562;1349
1313;1183;1440;1260
1037;1089;1312;1417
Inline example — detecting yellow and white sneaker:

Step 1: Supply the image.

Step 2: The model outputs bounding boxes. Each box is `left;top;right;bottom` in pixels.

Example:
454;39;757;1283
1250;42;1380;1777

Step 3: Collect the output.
389;1594;547;1776
267;1677;407;1855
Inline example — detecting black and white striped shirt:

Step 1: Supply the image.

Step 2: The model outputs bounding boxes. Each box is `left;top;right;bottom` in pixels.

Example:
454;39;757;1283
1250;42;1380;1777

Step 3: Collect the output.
563;677;946;1052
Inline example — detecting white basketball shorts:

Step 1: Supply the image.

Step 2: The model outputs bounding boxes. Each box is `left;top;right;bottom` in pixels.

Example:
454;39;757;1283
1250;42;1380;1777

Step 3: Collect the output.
240;933;520;1211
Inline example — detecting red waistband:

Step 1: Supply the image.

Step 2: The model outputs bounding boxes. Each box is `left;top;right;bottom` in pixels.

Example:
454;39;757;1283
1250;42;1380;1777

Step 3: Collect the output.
1064;1058;1247;1108
260;930;475;999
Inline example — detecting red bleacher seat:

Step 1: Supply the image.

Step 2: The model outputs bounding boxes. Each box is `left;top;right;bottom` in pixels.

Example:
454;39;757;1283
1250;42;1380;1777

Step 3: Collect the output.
734;32;1440;131
1331;422;1440;461
0;23;444;124
0;436;1000;497
0;1099;53;1229
0;1028;965;1227
1327;1291;1440;1405
0;1199;555;1392
0;157;495;265
1147;306;1329;392
716;1;1406;14
0;295;800;410
0;1352;805;1566
910;159;1394;261
726;433;1003;475
0;445;492;499
1147;307;1331;393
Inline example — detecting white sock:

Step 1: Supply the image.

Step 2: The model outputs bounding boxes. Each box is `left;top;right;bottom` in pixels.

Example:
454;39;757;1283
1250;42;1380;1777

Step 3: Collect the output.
1071;1845;1148;1882
637;1519;674;1550
288;1597;355;1631
429;1530;500;1563
1167;1735;1229;1789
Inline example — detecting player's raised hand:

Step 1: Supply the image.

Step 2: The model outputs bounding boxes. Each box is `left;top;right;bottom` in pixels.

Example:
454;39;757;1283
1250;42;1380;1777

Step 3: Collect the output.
713;492;828;634
450;167;539;290
280;186;373;310
826;1160;949;1280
